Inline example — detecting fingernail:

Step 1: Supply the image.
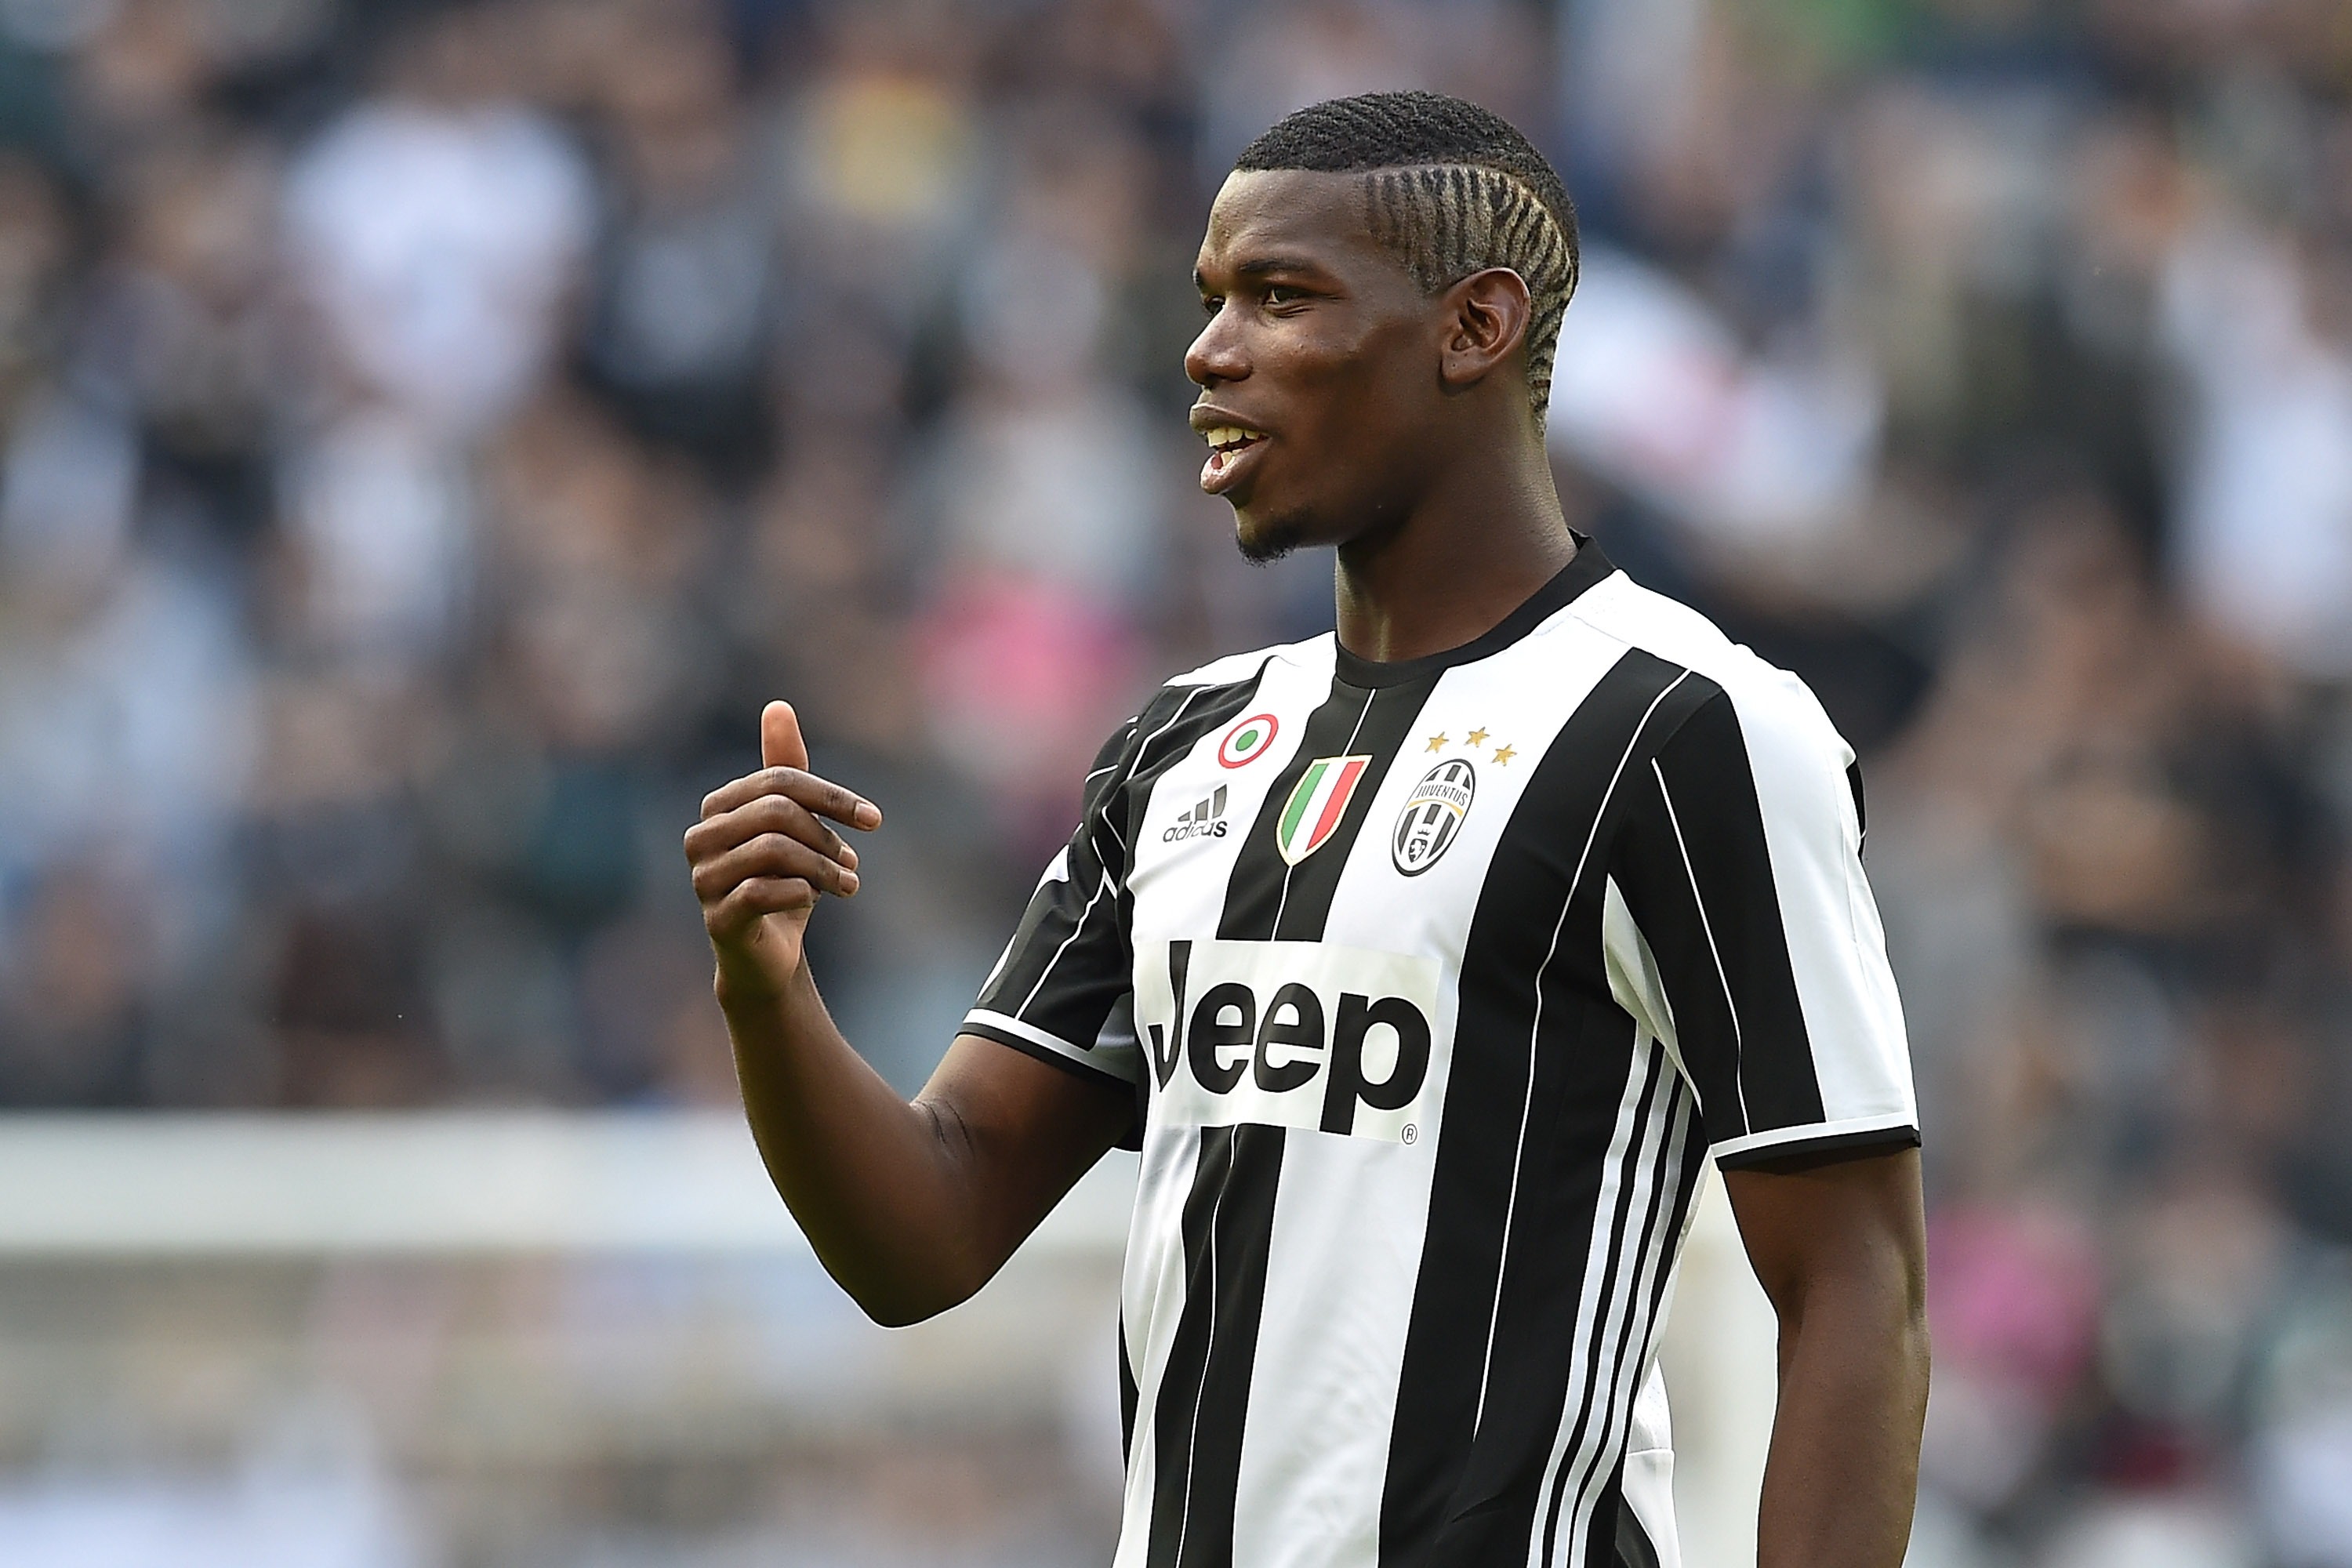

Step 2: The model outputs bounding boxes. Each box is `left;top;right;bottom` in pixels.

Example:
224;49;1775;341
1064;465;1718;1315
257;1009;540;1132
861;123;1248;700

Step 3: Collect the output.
840;872;860;895
855;803;881;828
840;847;859;869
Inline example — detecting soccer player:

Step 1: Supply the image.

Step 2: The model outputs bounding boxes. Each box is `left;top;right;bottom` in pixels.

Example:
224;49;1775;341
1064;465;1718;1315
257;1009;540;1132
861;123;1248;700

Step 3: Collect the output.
686;92;1927;1568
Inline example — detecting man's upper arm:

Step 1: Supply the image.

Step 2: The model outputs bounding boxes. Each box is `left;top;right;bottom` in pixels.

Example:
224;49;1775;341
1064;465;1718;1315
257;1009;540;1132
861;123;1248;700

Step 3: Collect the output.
913;1029;1135;1270
917;710;1159;1266
1722;1145;1927;1324
1605;673;1918;1168
958;717;1149;1148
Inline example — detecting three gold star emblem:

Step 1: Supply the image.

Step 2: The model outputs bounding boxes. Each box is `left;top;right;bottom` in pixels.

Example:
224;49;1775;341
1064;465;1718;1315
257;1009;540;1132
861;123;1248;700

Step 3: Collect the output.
1421;725;1513;764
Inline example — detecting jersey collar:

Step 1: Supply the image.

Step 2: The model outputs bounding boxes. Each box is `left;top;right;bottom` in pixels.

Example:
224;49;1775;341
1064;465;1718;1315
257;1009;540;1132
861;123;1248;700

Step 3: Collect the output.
1330;532;1616;689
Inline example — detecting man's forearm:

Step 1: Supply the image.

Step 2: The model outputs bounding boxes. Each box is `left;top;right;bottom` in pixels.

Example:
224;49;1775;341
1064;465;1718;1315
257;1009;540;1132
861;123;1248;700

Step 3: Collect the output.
1755;1271;1930;1568
689;717;1128;1326
720;960;985;1325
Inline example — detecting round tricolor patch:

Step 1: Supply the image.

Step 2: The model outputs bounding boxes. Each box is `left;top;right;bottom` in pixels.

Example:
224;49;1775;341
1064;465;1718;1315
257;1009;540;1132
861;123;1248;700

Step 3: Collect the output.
1218;713;1279;769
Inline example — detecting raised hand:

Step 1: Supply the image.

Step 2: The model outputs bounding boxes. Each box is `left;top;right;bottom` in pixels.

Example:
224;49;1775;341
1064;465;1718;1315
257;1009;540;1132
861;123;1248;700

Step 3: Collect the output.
685;701;882;1000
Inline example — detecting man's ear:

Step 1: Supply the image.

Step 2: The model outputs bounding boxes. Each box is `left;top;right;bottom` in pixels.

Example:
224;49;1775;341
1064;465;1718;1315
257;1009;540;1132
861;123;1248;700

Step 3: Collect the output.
1438;267;1534;391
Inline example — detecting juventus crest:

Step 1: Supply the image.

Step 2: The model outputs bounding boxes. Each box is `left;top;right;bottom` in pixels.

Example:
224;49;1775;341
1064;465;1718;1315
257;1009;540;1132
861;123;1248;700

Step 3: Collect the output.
1392;758;1476;875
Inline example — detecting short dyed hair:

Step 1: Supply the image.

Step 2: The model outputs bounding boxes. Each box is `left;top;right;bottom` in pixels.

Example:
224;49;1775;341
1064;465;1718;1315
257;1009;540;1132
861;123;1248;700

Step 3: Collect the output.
1235;91;1580;419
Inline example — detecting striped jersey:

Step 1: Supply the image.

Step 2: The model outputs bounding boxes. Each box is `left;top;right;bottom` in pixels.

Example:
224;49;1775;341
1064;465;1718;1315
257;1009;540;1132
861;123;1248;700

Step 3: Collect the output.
962;542;1918;1568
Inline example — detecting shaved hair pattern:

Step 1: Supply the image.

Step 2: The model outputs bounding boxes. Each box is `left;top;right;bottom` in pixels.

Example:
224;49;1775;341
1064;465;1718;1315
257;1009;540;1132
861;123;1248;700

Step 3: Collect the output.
1236;91;1580;419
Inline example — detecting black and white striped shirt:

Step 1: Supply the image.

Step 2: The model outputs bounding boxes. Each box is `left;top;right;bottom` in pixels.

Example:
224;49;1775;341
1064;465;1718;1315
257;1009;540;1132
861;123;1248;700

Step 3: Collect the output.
964;542;1917;1568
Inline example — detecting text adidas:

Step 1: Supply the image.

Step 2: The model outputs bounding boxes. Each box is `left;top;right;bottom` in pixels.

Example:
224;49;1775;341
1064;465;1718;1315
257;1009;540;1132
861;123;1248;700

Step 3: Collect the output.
1162;784;1230;843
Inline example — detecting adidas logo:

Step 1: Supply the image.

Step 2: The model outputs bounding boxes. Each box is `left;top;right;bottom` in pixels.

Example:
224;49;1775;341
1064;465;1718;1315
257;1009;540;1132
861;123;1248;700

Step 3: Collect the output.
1162;784;1230;843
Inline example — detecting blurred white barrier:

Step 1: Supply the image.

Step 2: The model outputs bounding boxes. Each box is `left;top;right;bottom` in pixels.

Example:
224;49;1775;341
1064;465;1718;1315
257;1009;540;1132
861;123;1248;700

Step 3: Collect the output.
0;1112;1136;1255
0;1113;1778;1561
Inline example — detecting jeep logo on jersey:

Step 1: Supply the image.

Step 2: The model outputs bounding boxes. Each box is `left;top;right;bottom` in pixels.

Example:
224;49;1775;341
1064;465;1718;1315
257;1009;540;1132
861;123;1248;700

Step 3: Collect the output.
1217;713;1279;768
1163;785;1229;842
1392;758;1475;876
1275;755;1372;864
1133;939;1444;1142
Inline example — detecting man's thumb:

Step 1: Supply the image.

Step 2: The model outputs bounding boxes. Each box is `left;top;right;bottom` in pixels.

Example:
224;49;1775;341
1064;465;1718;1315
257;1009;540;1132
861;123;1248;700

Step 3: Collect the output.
760;700;809;771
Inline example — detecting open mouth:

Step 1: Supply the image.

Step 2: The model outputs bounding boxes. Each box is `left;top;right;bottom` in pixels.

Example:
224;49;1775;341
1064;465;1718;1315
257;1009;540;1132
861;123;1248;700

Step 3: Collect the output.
1199;424;1268;492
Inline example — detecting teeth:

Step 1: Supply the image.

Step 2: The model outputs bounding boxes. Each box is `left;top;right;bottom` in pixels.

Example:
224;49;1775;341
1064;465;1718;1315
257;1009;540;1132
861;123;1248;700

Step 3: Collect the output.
1202;425;1265;450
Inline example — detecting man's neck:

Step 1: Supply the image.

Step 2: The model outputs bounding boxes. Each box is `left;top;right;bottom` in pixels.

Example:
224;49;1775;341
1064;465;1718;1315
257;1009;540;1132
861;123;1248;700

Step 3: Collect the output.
1330;437;1577;666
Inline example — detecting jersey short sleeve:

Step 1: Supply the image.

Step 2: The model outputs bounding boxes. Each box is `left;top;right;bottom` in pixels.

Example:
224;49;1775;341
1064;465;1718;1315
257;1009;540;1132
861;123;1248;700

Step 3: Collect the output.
962;720;1145;1141
1602;674;1918;1168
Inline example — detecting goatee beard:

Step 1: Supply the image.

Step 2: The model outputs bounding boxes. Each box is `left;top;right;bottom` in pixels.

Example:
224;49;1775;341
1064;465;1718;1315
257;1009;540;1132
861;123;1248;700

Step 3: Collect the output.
1237;520;1303;564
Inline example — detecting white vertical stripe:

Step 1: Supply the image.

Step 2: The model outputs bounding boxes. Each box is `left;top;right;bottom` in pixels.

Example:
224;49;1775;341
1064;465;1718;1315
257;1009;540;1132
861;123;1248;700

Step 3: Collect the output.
1522;1042;1660;1567
1113;1126;1203;1568
1602;876;1691;1106
1557;1085;1694;1567
1472;670;1690;1436
1536;1054;1676;1567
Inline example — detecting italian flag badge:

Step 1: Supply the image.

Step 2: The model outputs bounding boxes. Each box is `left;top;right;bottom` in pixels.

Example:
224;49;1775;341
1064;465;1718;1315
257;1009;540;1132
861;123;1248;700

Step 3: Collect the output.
1276;754;1373;865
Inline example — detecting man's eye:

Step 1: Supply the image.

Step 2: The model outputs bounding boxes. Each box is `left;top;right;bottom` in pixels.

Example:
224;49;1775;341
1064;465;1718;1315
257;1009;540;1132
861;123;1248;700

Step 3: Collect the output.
1265;286;1305;305
1200;296;1223;316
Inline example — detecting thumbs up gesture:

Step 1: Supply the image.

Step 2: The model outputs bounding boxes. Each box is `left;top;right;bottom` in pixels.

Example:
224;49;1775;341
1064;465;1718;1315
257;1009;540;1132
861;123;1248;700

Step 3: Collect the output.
685;702;883;999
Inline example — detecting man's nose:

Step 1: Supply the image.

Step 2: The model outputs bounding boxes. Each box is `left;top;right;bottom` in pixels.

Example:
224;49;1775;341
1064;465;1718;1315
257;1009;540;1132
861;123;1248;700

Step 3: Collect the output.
1185;305;1248;388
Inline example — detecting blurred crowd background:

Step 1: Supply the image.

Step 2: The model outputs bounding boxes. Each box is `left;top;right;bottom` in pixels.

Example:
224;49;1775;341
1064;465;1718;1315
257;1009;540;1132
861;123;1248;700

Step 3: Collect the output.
3;0;2352;1563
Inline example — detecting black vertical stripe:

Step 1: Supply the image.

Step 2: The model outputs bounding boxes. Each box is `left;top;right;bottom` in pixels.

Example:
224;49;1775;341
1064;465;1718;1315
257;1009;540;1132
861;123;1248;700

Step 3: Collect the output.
1612;685;1825;1146
1146;1126;1287;1568
1150;1127;1233;1568
1270;680;1436;940
1171;1127;1283;1568
1380;649;1714;1566
1148;666;1441;1568
1120;1312;1139;1465
1216;676;1437;943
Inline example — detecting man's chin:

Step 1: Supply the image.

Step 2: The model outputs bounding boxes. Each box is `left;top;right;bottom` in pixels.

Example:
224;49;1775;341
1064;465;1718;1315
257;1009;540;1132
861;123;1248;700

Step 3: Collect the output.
1234;508;1308;564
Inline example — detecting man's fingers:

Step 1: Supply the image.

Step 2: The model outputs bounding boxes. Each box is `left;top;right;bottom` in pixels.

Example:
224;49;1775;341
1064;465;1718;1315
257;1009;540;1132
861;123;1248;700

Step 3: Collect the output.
691;833;861;903
686;793;858;870
760;700;810;773
705;876;818;937
699;766;883;828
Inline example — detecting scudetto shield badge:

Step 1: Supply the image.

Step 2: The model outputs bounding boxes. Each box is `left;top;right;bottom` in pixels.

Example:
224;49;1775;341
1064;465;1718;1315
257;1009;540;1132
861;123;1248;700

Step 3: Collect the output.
1276;755;1373;865
1392;758;1475;875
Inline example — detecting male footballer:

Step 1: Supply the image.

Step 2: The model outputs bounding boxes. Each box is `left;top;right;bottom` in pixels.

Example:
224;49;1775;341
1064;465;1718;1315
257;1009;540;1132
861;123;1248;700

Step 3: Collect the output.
685;91;1928;1568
